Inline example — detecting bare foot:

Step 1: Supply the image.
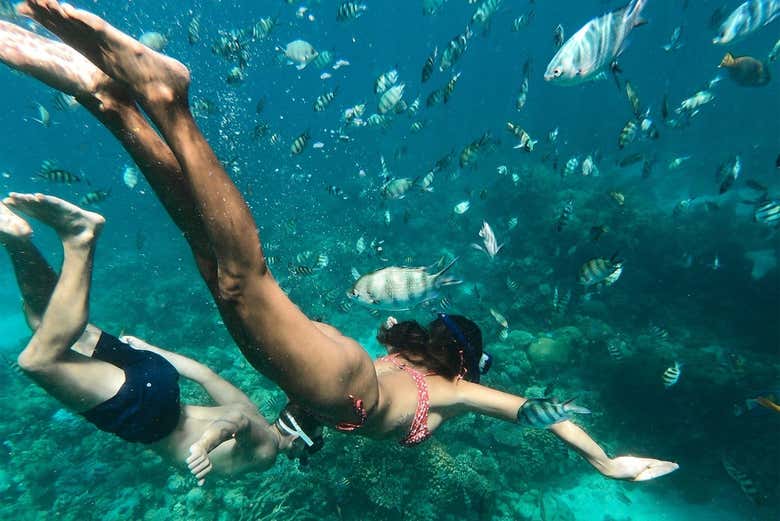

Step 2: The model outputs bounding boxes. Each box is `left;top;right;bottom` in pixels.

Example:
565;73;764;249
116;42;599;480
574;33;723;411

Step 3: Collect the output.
19;0;190;109
4;193;104;247
0;201;33;244
0;20;133;113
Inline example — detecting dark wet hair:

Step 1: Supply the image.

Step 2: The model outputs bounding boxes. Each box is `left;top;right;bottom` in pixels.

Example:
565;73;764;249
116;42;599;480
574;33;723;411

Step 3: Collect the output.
377;315;485;382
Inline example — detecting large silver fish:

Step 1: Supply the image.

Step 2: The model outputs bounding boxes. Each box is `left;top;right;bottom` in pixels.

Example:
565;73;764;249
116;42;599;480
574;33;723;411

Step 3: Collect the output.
544;0;648;86
713;0;780;44
348;258;460;310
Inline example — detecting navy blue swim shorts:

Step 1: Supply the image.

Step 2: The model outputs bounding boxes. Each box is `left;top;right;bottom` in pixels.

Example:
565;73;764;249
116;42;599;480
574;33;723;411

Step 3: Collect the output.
81;332;181;444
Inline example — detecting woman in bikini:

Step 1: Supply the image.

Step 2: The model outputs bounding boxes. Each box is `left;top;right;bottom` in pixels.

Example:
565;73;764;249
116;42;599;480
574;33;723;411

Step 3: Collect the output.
0;194;304;485
0;0;677;483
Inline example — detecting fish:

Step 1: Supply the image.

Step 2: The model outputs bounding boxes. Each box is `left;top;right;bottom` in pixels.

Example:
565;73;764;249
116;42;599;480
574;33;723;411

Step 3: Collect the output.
442;72;461;103
440;26;473;71
544;0;648;85
590;225;609;241
517;398;591;429
253;17;276;39
606;338;626;361
187;15;201;45
552;287;572;315
378;84;405;114
516;60;531;110
52;92;79;112
556;199;575;232
512;10;535;32
489;308;508;329
770;38;780;62
311;50;334;69
581;155;599;176
618;119;638;148
563;157;579;178
281;40;318;70
639;113;659;140
753;200;780;226
721;456;762;503
471;0;504;29
552;24;565;49
290;130;310;155
662;25;684;51
668;156;691;170
415;170;435;192
625;81;642;118
641;156;656;179
225;66;245;84
422;47;438;83
374;69;399;94
453;201;471;215
327;185;348;200
336;2;367;21
472;221;504;259
139;31;167;52
716;155;741;194
578;254;623;288
348;258;461;310
79;189;110;206
426;86;445;107
507;122;537;152
289;264;315;276
662;362;681;388
410;121;426;134
38;160;80;183
609;191;625;205
459;133;494;168
122;165;139;189
31;103;50;127
713;0;780;44
719;53;771;86
382;178;415;200
313;89;338;111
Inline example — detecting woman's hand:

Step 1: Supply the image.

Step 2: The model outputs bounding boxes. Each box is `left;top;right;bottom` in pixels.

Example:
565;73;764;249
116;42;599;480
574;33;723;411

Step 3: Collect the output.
186;442;213;487
605;456;679;481
119;335;151;349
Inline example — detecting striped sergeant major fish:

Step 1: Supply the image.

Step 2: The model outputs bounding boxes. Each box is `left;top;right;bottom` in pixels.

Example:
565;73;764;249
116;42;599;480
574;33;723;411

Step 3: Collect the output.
544;0;649;86
38;160;80;183
721;455;763;504
517;397;591;428
662;362;681;388
578;254;624;288
348;257;461;310
753;200;780;226
713;0;780;44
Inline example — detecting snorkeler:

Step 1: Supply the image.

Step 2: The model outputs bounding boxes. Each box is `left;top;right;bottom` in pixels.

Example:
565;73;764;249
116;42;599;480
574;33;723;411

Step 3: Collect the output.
0;194;307;485
0;1;678;482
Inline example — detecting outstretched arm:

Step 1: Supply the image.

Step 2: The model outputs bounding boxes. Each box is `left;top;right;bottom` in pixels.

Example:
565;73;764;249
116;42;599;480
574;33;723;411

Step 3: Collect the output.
455;382;679;481
120;335;253;408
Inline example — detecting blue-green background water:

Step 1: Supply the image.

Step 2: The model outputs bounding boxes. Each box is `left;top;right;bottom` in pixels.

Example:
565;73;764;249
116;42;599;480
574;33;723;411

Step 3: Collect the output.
0;0;778;519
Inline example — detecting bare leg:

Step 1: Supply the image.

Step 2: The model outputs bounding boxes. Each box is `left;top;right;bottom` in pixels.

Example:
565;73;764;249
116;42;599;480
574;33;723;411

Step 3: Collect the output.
17;0;379;421
0;20;216;281
4;193;125;411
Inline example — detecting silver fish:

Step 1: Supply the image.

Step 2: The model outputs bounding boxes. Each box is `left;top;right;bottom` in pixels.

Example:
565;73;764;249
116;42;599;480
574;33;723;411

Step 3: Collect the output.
471;221;504;259
545;0;649;85
348;258;461;310
713;0;780;44
378;84;405;114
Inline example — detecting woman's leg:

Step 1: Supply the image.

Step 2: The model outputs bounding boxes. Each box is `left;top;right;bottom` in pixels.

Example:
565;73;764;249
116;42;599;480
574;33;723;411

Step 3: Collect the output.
4;193;125;412
0;20;217;283
17;1;379;421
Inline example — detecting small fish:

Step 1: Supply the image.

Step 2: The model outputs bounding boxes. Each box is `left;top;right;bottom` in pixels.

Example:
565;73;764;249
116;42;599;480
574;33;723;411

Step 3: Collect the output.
410;120;426;133
459;133;494;168
426;87;445;107
382;178;415;200
662;25;683;51
625;81;642;118
336;2;367;21
581;155;599;177
139;31;168;52
52;92;79;112
348;258;461;310
79;189;110;206
641;156;656;179
374;69;399;94
311;50;335;69
662;362;681;388
507;122;537;152
506;277;519;290
289;264;315;276
453;201;471;215
253;17;276;39
280;40;318;70
508;216;518;230
442;72;462;103
719;52;771;87
770;38;780;62
722;456;762;504
617;152;643;167
512;10;535;32
609;191;625;205
38;160;80;183
579;254;623;288
415;170;435;192
378;84;405;114
606;338;626;361
226;66;245;84
440;26;473;71
556;199;574;232
290;130;310;155
422;47;438;83
32;103;51;127
713;0;780;45
668;156;691;170
618;120;638;149
552;286;572;315
187;15;201;45
327;185;348;200
717;155;741;194
472;221;504;259
489;308;508;329
517;398;591;429
552;24;565;49
122;165;139;189
313;89;338;111
753;200;780;226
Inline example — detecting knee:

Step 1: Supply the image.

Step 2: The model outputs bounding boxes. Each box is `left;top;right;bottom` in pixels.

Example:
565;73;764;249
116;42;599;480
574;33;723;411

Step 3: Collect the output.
216;267;249;302
16;349;49;374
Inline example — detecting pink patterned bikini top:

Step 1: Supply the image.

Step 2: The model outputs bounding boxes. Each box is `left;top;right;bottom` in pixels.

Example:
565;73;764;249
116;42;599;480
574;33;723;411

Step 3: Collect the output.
379;354;432;447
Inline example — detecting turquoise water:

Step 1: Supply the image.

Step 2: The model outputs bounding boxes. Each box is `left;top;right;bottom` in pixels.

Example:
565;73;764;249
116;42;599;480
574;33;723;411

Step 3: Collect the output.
0;0;778;519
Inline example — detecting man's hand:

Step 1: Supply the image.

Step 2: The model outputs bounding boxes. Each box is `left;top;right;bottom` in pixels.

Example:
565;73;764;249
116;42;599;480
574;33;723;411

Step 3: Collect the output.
186;443;213;487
